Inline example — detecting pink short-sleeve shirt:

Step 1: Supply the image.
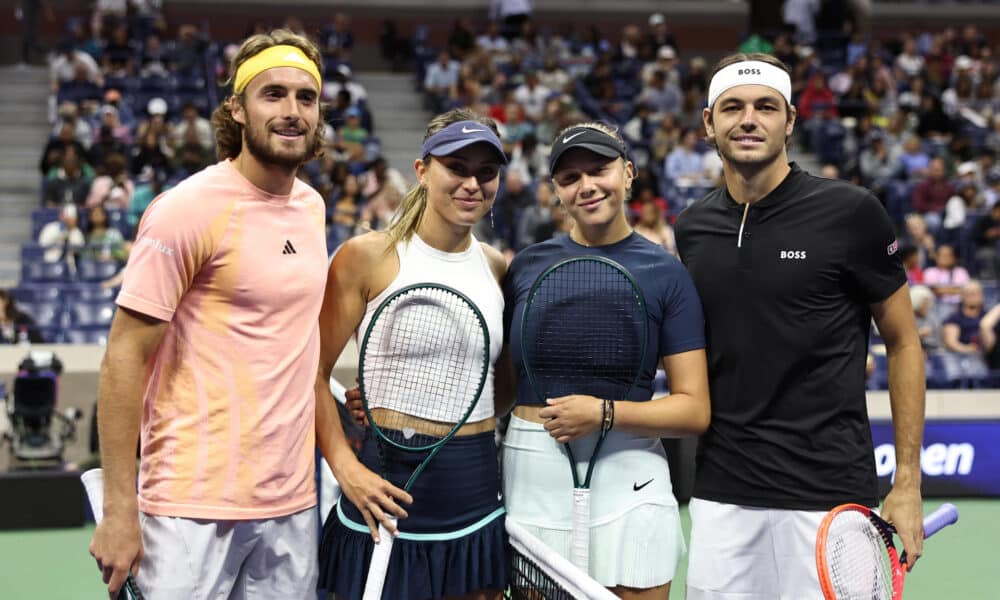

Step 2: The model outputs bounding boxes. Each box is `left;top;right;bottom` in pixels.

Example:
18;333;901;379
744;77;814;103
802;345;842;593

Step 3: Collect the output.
118;160;327;520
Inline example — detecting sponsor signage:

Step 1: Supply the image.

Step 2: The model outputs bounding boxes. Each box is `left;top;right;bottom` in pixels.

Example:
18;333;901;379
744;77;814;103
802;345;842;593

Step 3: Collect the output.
871;420;1000;497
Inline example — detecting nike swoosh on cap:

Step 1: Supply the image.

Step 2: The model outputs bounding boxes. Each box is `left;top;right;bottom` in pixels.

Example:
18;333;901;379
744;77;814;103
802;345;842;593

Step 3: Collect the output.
462;126;486;133
562;131;586;143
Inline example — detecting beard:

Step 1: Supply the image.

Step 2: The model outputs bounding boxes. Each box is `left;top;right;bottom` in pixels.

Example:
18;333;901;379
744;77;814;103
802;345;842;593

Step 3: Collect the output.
243;117;312;169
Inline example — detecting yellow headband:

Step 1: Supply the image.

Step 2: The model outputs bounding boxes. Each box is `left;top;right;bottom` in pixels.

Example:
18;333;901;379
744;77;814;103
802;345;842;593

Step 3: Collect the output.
233;45;322;94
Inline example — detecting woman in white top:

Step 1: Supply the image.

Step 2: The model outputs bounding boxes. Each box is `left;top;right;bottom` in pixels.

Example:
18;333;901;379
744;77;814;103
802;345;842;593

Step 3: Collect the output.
315;108;510;600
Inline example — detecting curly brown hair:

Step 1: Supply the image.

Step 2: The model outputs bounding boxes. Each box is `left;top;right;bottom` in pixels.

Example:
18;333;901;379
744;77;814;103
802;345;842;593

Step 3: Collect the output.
211;29;326;161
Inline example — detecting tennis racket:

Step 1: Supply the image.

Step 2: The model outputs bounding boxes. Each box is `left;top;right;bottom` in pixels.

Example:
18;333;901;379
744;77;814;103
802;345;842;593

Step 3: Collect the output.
816;502;959;600
80;468;146;600
359;283;491;600
520;255;648;571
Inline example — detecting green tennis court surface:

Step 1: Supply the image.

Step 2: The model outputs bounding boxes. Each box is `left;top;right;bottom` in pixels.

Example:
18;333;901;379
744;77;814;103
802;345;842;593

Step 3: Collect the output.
1;499;992;598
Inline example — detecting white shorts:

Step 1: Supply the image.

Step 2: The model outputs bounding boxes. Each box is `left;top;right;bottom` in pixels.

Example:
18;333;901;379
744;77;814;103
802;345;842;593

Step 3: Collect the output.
135;507;318;599
686;498;826;600
502;415;684;588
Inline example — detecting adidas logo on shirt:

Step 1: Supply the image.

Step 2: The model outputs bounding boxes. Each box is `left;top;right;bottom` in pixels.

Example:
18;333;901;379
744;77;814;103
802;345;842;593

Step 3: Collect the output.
282;240;297;255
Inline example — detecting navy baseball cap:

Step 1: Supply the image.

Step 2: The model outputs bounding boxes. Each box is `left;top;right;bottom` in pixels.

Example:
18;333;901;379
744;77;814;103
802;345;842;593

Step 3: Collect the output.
548;126;627;174
421;120;507;163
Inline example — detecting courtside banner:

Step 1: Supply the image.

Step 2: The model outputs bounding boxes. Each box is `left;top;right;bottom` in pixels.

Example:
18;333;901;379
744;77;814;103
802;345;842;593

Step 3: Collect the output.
871;420;1000;497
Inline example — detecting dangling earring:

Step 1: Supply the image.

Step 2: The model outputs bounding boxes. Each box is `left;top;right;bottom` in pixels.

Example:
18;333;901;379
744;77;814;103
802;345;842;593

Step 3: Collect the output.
490;205;496;230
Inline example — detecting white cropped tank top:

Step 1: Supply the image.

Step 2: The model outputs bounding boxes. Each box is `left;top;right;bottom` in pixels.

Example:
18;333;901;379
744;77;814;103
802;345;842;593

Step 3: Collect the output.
355;233;504;423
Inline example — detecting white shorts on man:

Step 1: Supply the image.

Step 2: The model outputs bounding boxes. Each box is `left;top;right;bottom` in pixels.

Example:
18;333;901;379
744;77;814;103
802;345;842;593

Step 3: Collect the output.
686;498;826;600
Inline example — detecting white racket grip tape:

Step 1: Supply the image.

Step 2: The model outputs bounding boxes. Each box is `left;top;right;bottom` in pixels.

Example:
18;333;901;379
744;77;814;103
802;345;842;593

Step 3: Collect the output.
923;503;959;538
571;488;590;571
362;518;397;600
81;468;105;521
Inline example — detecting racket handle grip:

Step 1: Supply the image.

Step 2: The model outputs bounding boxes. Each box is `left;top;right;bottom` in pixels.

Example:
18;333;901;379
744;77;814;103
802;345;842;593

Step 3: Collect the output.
571;489;590;571
362;518;397;600
81;469;146;600
923;503;959;539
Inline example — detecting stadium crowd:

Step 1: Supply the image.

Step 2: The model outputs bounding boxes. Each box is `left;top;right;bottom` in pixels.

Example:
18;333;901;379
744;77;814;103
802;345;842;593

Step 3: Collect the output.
5;3;1000;387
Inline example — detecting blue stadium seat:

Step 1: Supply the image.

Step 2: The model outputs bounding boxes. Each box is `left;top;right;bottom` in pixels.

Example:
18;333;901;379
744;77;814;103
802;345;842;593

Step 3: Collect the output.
20;244;45;262
62;327;110;346
75;259;120;283
32;208;61;239
67;301;116;328
11;283;63;304
63;284;116;303
21;301;65;329
22;261;69;283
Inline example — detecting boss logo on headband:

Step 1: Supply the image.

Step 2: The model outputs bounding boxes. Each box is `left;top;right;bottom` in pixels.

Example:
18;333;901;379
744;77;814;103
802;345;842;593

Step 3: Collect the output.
738;68;762;76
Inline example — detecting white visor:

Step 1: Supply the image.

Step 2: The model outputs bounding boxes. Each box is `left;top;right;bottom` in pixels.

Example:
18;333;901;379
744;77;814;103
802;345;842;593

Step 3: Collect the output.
707;60;792;107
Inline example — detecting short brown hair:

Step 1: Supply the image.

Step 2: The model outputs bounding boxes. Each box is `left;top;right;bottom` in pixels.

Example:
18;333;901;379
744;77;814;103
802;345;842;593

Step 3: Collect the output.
211;29;326;161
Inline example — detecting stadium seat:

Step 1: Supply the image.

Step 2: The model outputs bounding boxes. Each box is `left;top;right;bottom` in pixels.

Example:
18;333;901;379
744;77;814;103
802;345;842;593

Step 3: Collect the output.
20;244;46;262
22;261;69;283
64;284;116;303
67;301;116;328
21;301;65;329
75;259;121;283
32;208;61;239
62;327;110;346
11;284;63;304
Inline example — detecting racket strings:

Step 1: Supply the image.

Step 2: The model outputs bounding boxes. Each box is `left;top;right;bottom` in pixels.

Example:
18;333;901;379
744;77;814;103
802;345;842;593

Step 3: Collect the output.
363;287;487;448
824;512;895;600
524;261;645;400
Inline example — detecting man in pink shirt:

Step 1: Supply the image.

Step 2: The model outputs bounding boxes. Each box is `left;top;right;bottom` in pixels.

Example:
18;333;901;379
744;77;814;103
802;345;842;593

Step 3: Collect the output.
90;29;329;599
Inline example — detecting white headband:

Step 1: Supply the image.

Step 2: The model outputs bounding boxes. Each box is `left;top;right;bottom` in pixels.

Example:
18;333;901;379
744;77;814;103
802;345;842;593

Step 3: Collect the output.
707;60;792;107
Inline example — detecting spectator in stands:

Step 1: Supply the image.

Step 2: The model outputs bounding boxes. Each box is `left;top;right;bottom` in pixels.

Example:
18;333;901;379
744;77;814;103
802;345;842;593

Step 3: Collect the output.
925;243;970;305
93;103;132;148
513;70;551;123
894;36;924;80
139;33;171;78
49;40;102;94
910;284;941;351
650;112;680;164
490;0;532;40
942;181;983;242
476;21;509;55
641;44;680;88
82;204;126;262
101;22;136;77
38;203;85;263
172;23;207;76
973;201;1000;280
633;192;676;255
903;213;938;269
324;64;368;106
424;50;460;112
797;72;837;123
89;122;129;172
645;12;677;53
334;107;368;162
358;156;407;229
446;17;476;60
537;56;569;93
320;12;354;63
43;146;93;207
101;88;136;131
130;128;173;178
330;173;362;243
40;121;89;175
515;180;554;250
86;152;133;210
897;134;931;181
942;280;987;355
52;100;93;150
0;289;44;344
128;166;167;228
916;94;955;140
912;157;955;230
170;101;213;152
508;132;547;183
901;245;923;284
665;128;707;187
638;69;683;117
859;132;895;195
494;169;533;248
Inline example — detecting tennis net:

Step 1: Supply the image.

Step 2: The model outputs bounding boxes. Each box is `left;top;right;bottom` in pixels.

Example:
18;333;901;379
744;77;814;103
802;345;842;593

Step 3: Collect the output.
506;519;618;600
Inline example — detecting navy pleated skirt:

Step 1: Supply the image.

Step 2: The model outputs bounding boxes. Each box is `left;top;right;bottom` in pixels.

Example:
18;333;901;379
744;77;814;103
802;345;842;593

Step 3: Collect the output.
318;429;507;600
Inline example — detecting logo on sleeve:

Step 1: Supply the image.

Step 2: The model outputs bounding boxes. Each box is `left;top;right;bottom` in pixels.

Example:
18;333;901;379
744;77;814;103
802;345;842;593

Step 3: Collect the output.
779;250;807;260
282;240;297;255
887;239;899;256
